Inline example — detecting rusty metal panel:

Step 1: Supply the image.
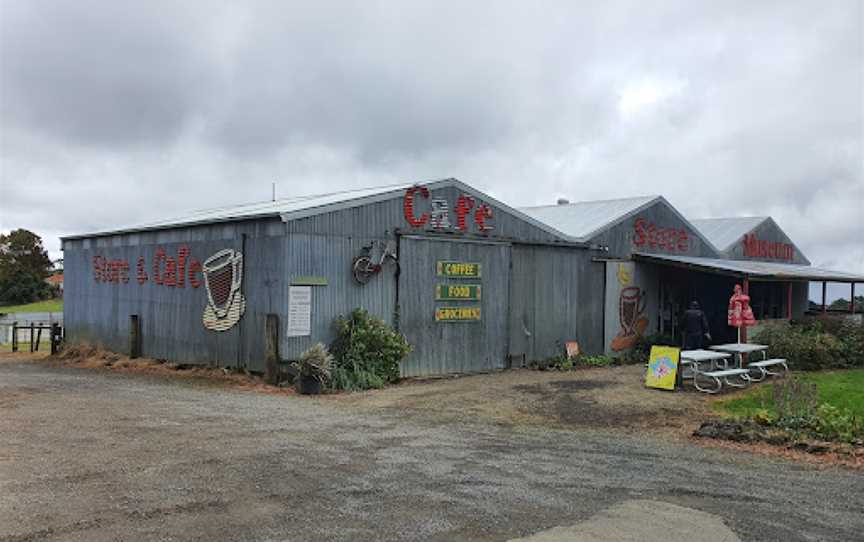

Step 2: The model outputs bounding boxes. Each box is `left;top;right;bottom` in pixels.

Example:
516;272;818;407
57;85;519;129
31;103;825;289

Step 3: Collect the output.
398;236;510;377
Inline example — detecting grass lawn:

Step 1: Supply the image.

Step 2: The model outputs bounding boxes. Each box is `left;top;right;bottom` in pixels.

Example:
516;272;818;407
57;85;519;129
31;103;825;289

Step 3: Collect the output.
0;299;63;314
716;369;864;419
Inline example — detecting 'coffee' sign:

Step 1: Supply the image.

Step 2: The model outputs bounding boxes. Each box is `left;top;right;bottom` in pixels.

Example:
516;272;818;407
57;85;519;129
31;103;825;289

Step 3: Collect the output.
743;234;794;261
404;186;494;233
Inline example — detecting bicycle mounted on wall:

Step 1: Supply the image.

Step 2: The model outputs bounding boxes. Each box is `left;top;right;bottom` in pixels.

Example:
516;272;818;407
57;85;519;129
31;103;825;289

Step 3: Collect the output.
352;239;398;284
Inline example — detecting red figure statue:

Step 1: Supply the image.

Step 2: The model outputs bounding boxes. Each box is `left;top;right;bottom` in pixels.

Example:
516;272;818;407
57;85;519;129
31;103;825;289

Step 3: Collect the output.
728;284;756;328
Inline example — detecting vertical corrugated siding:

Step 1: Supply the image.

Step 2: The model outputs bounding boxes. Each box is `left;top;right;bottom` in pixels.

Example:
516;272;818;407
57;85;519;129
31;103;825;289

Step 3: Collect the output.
725;219;810;265
509;245;605;362
398;236;510;377
63;194;605;375
286;186;569;243
590;200;720;259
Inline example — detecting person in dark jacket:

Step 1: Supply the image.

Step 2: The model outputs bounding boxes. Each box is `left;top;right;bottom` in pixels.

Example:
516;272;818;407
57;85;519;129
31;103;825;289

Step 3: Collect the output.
683;300;711;350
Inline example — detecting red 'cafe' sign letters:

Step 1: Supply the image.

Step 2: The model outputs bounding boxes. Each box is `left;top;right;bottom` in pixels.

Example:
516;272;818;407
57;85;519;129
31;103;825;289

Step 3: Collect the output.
742;234;794;261
403;186;494;233
632;218;691;253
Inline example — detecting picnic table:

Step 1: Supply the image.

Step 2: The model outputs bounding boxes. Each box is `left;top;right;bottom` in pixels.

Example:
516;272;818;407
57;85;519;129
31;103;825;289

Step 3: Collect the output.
680;349;751;394
680;349;732;373
709;343;768;368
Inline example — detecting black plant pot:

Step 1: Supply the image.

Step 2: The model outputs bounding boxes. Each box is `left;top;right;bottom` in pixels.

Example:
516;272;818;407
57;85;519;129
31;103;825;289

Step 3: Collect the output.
298;375;322;395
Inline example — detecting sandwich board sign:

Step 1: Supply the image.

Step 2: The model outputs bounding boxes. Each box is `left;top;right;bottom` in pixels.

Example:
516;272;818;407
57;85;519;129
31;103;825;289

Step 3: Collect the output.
645;346;680;390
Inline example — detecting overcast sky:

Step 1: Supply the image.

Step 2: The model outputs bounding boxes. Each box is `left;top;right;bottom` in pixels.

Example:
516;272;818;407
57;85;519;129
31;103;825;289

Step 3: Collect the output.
1;1;862;298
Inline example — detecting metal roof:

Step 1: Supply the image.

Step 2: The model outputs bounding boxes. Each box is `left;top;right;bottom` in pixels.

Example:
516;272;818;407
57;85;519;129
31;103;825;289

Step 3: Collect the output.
62;178;576;242
689;217;768;251
633;253;864;282
519;195;659;241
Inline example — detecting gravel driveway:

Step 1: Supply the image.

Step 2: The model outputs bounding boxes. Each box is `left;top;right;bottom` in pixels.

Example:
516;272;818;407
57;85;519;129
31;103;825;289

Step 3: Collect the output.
1;357;862;541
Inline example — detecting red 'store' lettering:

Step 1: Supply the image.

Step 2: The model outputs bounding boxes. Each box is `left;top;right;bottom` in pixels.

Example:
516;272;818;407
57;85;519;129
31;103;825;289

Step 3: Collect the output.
632;218;690;253
93;246;203;289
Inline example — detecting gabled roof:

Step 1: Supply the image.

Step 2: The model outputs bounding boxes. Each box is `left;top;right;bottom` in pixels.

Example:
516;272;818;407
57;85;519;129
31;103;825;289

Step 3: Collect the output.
689;216;768;252
62;178;575;242
519;195;659;241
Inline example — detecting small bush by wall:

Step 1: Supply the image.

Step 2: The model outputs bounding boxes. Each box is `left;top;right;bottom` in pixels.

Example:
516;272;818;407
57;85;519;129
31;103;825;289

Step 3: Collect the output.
329;308;412;391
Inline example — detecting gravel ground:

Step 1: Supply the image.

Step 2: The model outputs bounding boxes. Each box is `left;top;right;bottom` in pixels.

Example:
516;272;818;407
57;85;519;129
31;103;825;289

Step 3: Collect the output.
1;358;862;541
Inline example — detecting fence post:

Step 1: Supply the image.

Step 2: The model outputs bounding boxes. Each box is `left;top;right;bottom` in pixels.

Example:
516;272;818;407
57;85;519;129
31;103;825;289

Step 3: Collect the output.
129;315;140;359
50;323;61;355
265;314;280;385
11;322;18;353
35;326;42;352
29;323;35;353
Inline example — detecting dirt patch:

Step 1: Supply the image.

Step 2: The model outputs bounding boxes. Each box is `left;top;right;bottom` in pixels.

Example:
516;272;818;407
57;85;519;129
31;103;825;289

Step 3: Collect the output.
21;345;299;396
514;380;613;394
692;434;864;470
332;365;712;434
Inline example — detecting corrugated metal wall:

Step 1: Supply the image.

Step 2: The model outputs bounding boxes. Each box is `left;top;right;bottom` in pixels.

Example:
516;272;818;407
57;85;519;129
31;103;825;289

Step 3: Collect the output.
725;218;811;265
398;236;511;376
286;185;568;243
63;183;607;375
590;199;720;259
508;244;605;362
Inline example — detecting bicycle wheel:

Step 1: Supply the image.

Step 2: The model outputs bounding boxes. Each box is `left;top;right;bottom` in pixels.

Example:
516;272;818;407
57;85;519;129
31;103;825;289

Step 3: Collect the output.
352;256;375;284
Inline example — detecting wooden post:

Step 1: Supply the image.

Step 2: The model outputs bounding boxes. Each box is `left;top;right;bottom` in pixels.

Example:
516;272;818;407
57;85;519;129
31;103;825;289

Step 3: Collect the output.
50;323;61;355
265;314;280;385
129;315;140;359
11;322;18;353
34;326;42;352
787;282;793;320
851;283;856;314
29;323;34;353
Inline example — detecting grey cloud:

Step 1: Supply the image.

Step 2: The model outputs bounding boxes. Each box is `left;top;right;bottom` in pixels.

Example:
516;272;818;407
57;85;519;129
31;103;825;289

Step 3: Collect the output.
0;0;861;279
0;1;217;147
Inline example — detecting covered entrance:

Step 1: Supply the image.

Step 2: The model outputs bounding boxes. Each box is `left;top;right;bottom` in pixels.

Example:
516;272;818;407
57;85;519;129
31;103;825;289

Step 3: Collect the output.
397;235;511;377
635;253;863;346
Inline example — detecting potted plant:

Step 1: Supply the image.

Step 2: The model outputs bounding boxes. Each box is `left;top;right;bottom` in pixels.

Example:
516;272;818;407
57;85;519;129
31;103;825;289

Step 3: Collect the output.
292;343;332;395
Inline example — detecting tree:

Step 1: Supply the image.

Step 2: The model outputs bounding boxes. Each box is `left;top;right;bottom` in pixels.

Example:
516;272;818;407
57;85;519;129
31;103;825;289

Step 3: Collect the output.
0;229;53;304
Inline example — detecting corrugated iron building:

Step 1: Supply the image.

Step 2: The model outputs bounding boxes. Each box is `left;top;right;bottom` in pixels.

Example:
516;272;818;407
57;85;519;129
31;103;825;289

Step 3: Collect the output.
63;179;863;375
62;179;605;376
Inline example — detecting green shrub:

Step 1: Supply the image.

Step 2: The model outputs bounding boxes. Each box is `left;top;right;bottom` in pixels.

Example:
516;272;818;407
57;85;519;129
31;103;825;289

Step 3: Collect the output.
754;322;848;371
329;308;411;391
813;404;863;443
578;354;615;367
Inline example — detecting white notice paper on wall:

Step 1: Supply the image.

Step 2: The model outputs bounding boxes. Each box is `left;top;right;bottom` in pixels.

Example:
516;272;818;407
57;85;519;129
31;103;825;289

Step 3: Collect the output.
287;286;312;337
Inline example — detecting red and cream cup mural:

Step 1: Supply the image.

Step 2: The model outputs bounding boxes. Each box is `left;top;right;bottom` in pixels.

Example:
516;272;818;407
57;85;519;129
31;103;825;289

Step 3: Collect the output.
202;249;246;331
